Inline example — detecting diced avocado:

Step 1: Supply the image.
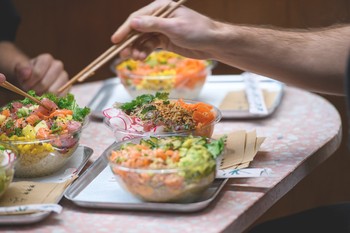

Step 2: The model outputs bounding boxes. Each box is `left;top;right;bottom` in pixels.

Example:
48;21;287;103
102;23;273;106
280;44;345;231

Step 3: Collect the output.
179;147;188;157
149;136;158;143
182;138;194;148
171;139;182;149
140;138;156;148
34;120;48;133
16;107;30;118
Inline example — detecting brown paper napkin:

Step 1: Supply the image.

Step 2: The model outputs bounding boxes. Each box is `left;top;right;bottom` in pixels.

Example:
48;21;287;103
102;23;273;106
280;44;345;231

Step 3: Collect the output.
0;177;76;215
219;90;278;111
215;130;265;169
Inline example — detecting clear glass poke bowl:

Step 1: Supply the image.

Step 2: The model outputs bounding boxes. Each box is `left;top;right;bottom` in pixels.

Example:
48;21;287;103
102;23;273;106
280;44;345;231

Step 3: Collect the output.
1;119;88;178
105;135;221;203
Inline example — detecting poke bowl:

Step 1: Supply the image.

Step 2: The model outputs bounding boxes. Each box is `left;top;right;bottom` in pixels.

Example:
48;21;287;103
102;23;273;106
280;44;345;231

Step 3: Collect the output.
103;92;222;142
106;134;226;202
0;91;90;178
0;142;16;198
115;50;214;99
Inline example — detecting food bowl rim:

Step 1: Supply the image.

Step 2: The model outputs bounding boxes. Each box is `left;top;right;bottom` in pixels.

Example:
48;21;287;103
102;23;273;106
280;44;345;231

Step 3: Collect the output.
110;53;217;77
116;60;215;80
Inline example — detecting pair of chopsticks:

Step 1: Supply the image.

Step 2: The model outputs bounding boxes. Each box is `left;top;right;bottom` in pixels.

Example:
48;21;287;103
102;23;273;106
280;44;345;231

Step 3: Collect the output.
0;80;44;106
58;0;187;93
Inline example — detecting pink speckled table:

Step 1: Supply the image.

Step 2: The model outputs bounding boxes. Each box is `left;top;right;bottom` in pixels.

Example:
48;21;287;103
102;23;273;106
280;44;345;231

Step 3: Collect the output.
2;76;341;233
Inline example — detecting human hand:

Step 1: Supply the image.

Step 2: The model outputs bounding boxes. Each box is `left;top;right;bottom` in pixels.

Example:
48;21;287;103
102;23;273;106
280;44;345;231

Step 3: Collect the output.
0;73;6;85
111;0;219;60
14;53;69;96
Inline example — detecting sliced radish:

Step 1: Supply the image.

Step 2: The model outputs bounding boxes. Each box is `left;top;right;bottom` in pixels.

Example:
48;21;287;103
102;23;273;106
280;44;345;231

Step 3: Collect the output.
103;108;122;118
1;150;16;166
109;117;129;130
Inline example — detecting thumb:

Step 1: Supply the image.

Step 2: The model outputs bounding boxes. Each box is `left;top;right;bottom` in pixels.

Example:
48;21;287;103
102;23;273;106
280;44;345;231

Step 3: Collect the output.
130;16;171;34
14;62;33;82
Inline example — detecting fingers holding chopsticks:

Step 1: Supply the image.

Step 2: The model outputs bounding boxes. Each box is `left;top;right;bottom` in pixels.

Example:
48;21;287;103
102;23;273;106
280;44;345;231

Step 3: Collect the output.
111;0;185;60
15;53;69;96
110;0;215;61
120;33;162;60
111;0;170;45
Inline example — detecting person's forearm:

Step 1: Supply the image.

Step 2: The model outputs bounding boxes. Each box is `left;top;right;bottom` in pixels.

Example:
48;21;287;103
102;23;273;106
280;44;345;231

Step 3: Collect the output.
0;41;29;83
210;23;350;95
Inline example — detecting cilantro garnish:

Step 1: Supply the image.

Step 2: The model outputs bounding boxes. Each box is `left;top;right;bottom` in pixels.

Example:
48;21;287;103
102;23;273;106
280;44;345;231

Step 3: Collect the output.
206;136;227;158
120;92;169;113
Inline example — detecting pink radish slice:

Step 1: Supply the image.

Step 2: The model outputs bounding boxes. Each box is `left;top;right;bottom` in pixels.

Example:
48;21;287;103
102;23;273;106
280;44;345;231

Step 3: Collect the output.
109;117;129;130
129;124;144;132
1;150;16;166
103;108;122;118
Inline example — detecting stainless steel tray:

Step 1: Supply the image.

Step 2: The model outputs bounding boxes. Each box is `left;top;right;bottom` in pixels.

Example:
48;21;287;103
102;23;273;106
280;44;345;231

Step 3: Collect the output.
65;142;228;212
0;146;93;225
88;74;284;120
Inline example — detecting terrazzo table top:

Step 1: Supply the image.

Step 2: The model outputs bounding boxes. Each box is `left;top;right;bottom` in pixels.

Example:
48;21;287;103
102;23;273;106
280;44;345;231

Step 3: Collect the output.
2;75;341;233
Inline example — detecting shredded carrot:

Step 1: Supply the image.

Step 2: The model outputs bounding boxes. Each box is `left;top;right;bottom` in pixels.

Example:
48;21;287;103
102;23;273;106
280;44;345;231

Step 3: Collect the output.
176;99;215;126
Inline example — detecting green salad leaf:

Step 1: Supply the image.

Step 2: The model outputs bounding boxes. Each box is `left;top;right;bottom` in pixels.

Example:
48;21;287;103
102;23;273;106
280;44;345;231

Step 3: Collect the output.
4;91;90;122
120;92;169;113
206;135;227;158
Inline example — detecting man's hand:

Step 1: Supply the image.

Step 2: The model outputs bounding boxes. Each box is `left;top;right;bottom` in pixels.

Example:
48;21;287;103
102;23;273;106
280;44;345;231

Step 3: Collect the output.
14;53;69;95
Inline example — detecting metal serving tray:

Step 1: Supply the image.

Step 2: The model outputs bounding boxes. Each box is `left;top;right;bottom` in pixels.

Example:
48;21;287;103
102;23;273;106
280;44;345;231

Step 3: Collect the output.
88;74;284;120
0;146;93;225
65;142;228;212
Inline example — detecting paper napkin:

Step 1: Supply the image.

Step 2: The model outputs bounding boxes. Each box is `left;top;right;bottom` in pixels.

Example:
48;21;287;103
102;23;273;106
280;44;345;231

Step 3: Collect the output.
0;177;76;215
219;90;278;112
215;130;265;170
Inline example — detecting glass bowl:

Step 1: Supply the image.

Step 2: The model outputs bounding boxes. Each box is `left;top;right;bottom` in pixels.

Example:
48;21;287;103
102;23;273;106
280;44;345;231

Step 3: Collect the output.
0;92;90;178
105;135;222;203
104;98;222;142
114;50;214;99
0;142;17;198
1;118;88;178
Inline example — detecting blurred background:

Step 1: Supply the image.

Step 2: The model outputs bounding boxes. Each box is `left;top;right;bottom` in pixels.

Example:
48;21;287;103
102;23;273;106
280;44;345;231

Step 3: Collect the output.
11;0;350;229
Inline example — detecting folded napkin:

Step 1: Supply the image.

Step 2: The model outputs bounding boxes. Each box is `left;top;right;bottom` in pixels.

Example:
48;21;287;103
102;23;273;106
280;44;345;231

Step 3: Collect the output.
214;130;266;178
219;90;278;112
0;177;76;215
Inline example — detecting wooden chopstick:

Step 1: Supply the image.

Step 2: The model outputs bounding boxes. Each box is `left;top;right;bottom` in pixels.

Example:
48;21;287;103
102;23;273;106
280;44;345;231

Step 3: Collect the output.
76;0;187;83
1;81;43;106
75;2;172;83
57;2;172;92
58;0;187;93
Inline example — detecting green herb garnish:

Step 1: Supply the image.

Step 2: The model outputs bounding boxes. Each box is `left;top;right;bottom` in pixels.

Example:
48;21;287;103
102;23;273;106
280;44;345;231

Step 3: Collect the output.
206;135;227;158
120;92;169;114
